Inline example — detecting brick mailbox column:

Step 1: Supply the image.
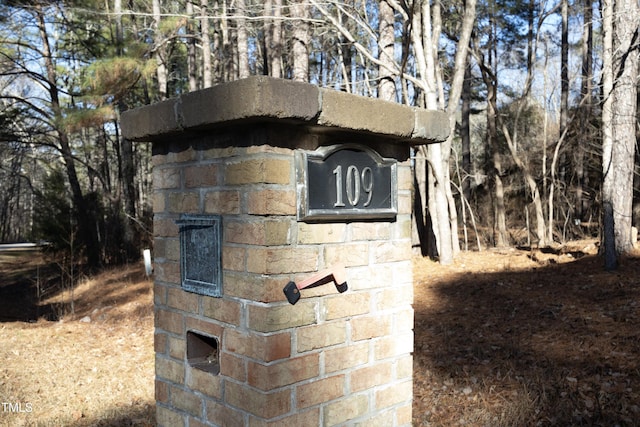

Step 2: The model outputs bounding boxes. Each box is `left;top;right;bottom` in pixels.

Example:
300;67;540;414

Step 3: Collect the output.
122;77;448;427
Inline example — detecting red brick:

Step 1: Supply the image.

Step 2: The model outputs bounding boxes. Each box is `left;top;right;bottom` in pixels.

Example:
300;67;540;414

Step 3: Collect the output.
246;189;296;215
248;408;320;427
170;385;202;417
155;379;169;404
224;158;291;185
324;292;370;320
376;284;413;311
187;366;223;399
156;405;185;427
396;354;413;379
155;331;167;354
222;272;285;303
296;375;345;408
350;314;392;341
219;351;247;382
224;329;291;362
185;317;224;339
154;217;179;238
248;301;317;333
246;247;319;274
222;246;245;271
224;380;290;419
323;393;368;425
167;191;199;213
396;402;413;425
156;355;185;384
167;287;199;312
206;399;246;427
372;240;412;263
204;190;240;214
155;308;184;335
202;297;241;326
167;335;185;360
154;261;180;284
324;242;369;267
351;362;393;392
296;322;346;352
248;353;319;390
324;342;369;373
225;220;291;246
185;163;218;188
374;332;413;360
154;167;180;189
375;380;413;410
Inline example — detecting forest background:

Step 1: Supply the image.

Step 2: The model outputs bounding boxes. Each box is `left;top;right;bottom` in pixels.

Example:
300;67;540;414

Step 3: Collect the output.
0;0;638;269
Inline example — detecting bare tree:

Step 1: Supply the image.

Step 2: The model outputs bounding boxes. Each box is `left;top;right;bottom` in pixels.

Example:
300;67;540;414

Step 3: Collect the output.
236;0;250;79
291;0;310;82
186;0;199;91
152;0;168;98
34;5;100;267
201;0;213;88
601;0;639;267
575;0;593;222
378;0;396;101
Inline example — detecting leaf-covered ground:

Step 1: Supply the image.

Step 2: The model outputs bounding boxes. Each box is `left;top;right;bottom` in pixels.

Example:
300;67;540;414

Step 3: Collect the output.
413;241;640;426
2;242;640;426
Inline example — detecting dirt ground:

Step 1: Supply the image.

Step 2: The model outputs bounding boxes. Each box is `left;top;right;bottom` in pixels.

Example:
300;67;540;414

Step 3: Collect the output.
1;242;640;426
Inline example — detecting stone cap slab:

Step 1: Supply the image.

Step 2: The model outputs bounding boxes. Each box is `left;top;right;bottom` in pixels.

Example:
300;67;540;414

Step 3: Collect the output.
121;76;449;145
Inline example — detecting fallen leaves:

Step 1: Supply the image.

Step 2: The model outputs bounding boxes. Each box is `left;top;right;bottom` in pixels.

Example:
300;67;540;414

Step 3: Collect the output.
412;242;640;426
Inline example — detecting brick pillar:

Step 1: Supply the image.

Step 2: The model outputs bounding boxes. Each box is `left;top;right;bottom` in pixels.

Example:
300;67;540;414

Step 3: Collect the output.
122;77;449;427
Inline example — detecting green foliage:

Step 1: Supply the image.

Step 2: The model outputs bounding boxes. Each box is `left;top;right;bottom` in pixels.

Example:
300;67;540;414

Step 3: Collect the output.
63;106;115;133
83;57;156;102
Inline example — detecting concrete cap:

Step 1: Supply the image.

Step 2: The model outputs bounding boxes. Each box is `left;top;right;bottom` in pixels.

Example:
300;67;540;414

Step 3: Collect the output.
121;76;449;145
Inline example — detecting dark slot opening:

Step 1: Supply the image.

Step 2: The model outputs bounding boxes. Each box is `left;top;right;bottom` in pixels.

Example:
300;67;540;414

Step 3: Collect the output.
187;331;220;374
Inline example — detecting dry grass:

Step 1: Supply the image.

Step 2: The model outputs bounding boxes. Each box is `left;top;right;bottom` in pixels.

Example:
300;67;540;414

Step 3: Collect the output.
0;256;154;427
3;241;640;426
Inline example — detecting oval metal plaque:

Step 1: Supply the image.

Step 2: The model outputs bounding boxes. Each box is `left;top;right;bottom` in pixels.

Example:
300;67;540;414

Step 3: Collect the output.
296;144;397;221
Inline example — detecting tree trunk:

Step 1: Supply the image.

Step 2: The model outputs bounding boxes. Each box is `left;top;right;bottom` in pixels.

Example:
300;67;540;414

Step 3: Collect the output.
378;0;396;101
114;0;140;260
608;0;639;254
461;63;472;203
441;0;476;257
186;0;198;91
291;0;309;82
602;0;638;263
487;81;508;247
152;0;168;98
560;0;569;137
201;0;212;88
36;7;100;268
576;0;593;221
602;0;616;267
220;0;232;80
114;0;123;55
236;0;250;79
263;0;283;78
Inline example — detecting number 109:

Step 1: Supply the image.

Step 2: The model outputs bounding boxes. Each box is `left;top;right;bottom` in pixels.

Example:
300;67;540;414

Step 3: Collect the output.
332;165;374;207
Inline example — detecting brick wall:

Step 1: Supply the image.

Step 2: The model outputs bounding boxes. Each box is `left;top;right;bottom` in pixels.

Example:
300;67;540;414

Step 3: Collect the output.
152;130;414;426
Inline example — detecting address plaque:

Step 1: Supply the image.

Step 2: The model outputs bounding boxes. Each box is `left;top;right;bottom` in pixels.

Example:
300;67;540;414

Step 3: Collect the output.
296;144;397;221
